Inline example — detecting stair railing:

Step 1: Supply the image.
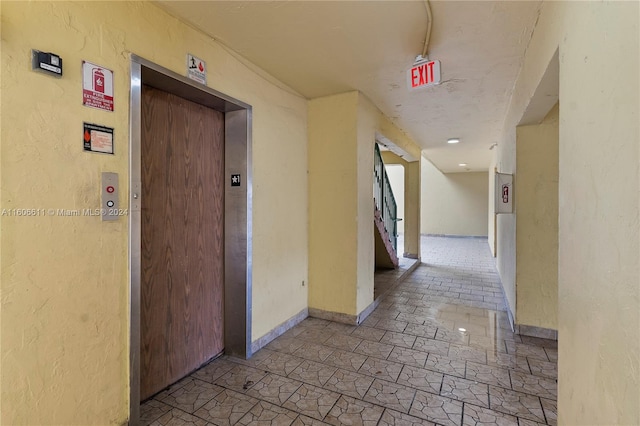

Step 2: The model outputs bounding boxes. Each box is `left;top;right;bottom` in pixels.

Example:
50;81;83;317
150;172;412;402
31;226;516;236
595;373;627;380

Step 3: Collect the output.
374;143;398;253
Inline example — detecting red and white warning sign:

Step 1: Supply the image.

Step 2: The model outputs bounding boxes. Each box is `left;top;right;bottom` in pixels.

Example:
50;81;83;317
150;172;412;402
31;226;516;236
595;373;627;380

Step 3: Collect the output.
187;54;207;85
495;172;513;214
82;61;114;111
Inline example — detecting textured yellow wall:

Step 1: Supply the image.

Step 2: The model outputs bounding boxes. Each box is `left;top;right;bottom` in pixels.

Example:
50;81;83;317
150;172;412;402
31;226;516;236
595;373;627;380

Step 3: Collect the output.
420;158;489;237
377;117;422;161
557;3;638;422
308;92;360;315
496;0;557;333
402;161;421;258
516;104;558;330
355;95;376;314
356;95;421;313
496;1;639;423
308;92;421;317
0;2;308;424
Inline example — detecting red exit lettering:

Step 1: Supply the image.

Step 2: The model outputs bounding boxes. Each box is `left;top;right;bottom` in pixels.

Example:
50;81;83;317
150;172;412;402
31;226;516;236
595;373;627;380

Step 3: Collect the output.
408;60;441;90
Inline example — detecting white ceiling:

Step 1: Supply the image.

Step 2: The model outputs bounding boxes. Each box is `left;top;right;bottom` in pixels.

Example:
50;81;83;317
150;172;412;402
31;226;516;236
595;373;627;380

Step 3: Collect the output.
157;1;542;173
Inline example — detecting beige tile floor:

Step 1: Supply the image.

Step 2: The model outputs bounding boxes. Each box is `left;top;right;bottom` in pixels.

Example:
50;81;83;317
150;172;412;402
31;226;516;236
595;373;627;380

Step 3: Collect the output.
141;236;557;426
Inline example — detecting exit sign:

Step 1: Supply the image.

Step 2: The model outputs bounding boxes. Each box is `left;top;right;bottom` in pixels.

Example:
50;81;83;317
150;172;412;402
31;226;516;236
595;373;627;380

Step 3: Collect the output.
407;60;441;90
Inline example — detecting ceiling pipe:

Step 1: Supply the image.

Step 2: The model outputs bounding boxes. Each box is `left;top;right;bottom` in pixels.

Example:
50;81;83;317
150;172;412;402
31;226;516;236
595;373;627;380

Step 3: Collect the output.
415;0;433;63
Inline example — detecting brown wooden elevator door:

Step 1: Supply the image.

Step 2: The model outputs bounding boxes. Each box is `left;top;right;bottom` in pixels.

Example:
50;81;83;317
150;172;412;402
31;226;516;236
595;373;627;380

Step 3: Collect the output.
141;85;225;400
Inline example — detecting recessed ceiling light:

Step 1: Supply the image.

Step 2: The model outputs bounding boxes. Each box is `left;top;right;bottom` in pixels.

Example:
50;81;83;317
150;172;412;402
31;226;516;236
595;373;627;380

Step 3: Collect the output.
458;163;467;167
447;138;460;144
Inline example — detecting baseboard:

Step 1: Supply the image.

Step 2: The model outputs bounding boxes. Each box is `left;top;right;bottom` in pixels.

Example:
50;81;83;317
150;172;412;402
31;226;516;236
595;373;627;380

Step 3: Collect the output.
401;257;421;276
310;257;420;326
308;308;359;325
357;299;380;324
516;324;558;340
250;308;308;354
503;295;516;333
309;300;383;326
424;233;488;239
500;295;558;340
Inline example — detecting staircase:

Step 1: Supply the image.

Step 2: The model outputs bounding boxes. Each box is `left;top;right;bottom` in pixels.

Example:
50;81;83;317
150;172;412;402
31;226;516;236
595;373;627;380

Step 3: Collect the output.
374;144;399;269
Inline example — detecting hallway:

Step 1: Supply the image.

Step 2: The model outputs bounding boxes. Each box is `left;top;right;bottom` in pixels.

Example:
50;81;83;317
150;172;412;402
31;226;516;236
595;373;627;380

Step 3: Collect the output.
140;236;557;425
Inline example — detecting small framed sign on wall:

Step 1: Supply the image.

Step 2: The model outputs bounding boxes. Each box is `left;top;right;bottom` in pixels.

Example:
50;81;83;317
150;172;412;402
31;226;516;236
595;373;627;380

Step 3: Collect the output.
495;172;513;214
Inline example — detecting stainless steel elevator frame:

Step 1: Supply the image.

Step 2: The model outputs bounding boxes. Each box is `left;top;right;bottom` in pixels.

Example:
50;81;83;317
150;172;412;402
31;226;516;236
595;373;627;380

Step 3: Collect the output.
128;55;252;425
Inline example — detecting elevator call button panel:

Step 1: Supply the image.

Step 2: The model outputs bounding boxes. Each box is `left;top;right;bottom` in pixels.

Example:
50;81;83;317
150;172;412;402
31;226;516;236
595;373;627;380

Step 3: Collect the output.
101;172;119;221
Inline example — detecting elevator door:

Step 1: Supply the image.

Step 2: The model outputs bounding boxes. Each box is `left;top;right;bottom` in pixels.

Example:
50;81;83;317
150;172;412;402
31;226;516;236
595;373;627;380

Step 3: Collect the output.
140;84;225;400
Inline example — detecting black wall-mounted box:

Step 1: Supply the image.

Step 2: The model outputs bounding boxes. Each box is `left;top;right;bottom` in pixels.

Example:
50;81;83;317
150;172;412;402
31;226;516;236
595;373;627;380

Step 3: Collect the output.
32;49;63;77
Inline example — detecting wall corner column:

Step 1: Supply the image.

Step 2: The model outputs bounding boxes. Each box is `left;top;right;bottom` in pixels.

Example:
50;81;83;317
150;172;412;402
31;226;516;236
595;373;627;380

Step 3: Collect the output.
403;160;421;259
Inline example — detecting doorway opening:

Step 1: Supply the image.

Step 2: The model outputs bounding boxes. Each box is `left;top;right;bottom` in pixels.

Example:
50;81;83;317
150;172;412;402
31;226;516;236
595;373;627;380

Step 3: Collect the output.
512;48;559;338
385;164;405;256
128;55;252;424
